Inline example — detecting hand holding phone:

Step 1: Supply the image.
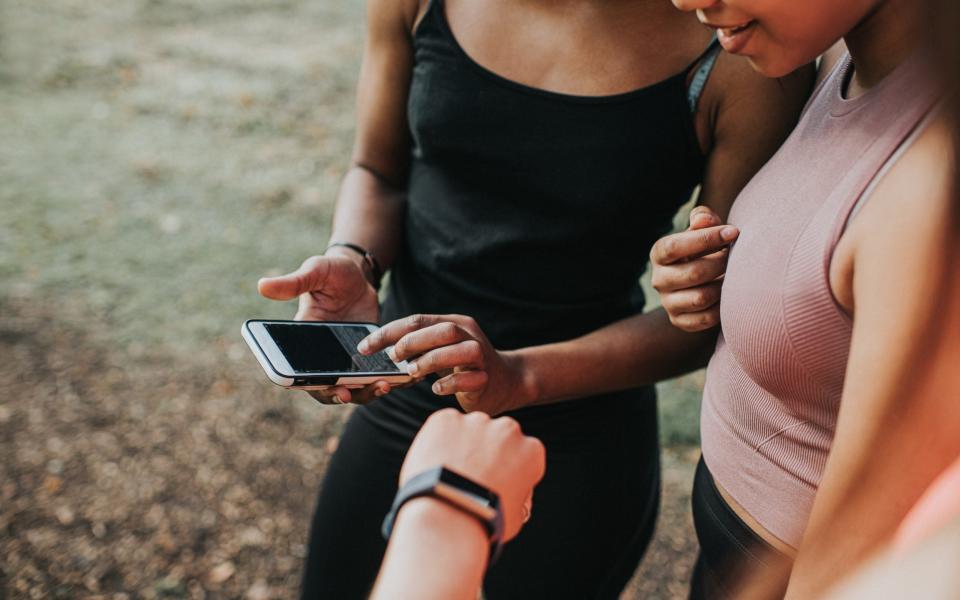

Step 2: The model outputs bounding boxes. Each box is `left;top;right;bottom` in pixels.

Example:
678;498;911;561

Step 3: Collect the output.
258;254;380;323
242;320;414;404
257;253;383;403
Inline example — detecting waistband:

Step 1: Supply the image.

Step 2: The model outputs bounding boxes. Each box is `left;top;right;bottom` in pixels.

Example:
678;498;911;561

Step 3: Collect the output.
691;457;789;598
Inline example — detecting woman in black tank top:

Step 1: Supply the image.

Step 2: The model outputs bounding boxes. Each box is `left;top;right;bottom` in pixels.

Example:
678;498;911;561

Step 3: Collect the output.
255;0;811;597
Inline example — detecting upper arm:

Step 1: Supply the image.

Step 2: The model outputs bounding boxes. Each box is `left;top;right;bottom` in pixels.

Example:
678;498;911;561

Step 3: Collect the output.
351;0;423;186
696;55;815;220
791;120;959;591
831;121;956;482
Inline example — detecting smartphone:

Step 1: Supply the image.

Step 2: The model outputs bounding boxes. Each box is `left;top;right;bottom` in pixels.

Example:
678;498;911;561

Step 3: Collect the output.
241;319;413;390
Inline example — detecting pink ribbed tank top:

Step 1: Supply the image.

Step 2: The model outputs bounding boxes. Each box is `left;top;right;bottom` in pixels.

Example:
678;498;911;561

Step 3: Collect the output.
700;51;939;547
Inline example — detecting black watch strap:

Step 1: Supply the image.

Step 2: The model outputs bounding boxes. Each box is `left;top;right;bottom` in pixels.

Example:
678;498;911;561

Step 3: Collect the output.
382;466;505;565
325;242;384;290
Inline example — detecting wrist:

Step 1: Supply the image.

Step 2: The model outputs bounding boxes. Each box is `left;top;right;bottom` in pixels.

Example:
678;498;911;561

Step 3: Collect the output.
503;350;541;409
395;497;490;565
324;244;366;268
373;497;489;600
397;497;489;536
324;242;382;289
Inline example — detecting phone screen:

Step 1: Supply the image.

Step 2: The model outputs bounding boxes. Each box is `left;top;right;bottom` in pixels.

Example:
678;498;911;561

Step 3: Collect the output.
264;323;400;374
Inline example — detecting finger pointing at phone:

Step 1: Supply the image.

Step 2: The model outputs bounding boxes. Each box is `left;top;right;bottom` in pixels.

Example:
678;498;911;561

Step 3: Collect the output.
650;206;739;332
359;314;528;416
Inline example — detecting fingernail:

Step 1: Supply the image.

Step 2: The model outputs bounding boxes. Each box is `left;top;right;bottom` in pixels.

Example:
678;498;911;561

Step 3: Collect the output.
375;387;388;397
357;340;369;354
332;394;343;404
720;226;739;242
432;381;443;394
386;347;397;361
407;362;419;376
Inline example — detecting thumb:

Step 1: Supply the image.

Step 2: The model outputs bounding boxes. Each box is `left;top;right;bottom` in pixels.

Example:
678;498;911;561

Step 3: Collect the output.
258;257;327;300
688;206;722;231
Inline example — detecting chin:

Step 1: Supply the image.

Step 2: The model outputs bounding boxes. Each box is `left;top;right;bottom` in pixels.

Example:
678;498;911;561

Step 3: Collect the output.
745;53;805;79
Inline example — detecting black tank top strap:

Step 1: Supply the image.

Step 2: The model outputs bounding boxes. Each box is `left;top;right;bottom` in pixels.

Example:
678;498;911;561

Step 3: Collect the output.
413;0;440;37
687;37;721;113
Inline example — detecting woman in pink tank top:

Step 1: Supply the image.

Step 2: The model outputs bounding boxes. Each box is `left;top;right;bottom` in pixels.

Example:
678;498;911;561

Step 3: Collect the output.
653;0;957;597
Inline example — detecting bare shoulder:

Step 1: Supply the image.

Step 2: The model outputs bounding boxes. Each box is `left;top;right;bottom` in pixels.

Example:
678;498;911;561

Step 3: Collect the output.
854;117;954;243
709;50;813;109
699;49;814;147
836;116;955;313
367;0;423;36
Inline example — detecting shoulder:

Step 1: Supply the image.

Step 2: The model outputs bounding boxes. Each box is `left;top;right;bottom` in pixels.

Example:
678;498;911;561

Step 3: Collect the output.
366;0;424;38
840;115;955;312
854;117;954;246
690;50;814;214
698;49;814;148
712;50;814;114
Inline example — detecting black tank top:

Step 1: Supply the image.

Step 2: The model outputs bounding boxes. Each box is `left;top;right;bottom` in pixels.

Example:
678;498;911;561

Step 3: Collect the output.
382;0;720;353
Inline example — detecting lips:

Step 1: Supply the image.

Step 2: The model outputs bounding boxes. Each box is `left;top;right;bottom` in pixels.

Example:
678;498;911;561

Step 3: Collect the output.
707;20;757;54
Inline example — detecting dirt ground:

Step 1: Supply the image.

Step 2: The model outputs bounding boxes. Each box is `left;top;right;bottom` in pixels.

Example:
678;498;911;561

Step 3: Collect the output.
1;1;703;597
0;298;700;599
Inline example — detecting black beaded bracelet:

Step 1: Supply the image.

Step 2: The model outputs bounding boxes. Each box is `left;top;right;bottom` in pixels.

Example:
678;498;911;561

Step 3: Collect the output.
325;242;384;290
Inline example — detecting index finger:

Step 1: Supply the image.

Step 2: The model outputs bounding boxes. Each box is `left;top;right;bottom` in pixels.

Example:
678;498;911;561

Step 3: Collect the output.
651;225;739;265
358;314;445;355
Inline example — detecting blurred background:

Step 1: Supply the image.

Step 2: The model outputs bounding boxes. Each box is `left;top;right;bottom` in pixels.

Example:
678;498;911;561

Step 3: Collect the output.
0;0;705;597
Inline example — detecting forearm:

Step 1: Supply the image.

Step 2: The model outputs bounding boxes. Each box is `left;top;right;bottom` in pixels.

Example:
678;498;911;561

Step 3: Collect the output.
511;307;717;406
786;403;960;598
786;145;960;597
372;497;489;600
328;165;406;270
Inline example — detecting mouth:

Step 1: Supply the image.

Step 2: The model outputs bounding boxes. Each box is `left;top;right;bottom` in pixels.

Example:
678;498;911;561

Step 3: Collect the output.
702;19;757;54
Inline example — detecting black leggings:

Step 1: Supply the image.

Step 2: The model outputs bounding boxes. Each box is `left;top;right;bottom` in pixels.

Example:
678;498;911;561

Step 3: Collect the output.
299;382;661;599
689;458;789;600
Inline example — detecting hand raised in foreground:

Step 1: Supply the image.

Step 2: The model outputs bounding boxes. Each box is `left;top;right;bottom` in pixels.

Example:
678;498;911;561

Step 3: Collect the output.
650;206;739;332
358;314;531;415
257;252;387;405
401;408;546;541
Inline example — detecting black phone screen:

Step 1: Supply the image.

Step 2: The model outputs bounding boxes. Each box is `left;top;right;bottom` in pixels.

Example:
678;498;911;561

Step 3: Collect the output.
264;323;400;374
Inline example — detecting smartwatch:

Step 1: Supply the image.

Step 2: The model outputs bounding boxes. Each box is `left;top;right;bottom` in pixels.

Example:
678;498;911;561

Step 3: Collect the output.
381;466;505;564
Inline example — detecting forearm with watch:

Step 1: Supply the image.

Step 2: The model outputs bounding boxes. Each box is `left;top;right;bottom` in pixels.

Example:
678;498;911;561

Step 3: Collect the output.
324;164;406;289
372;467;502;600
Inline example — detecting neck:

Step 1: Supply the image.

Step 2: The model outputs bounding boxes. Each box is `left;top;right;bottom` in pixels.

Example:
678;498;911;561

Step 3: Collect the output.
844;0;923;93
